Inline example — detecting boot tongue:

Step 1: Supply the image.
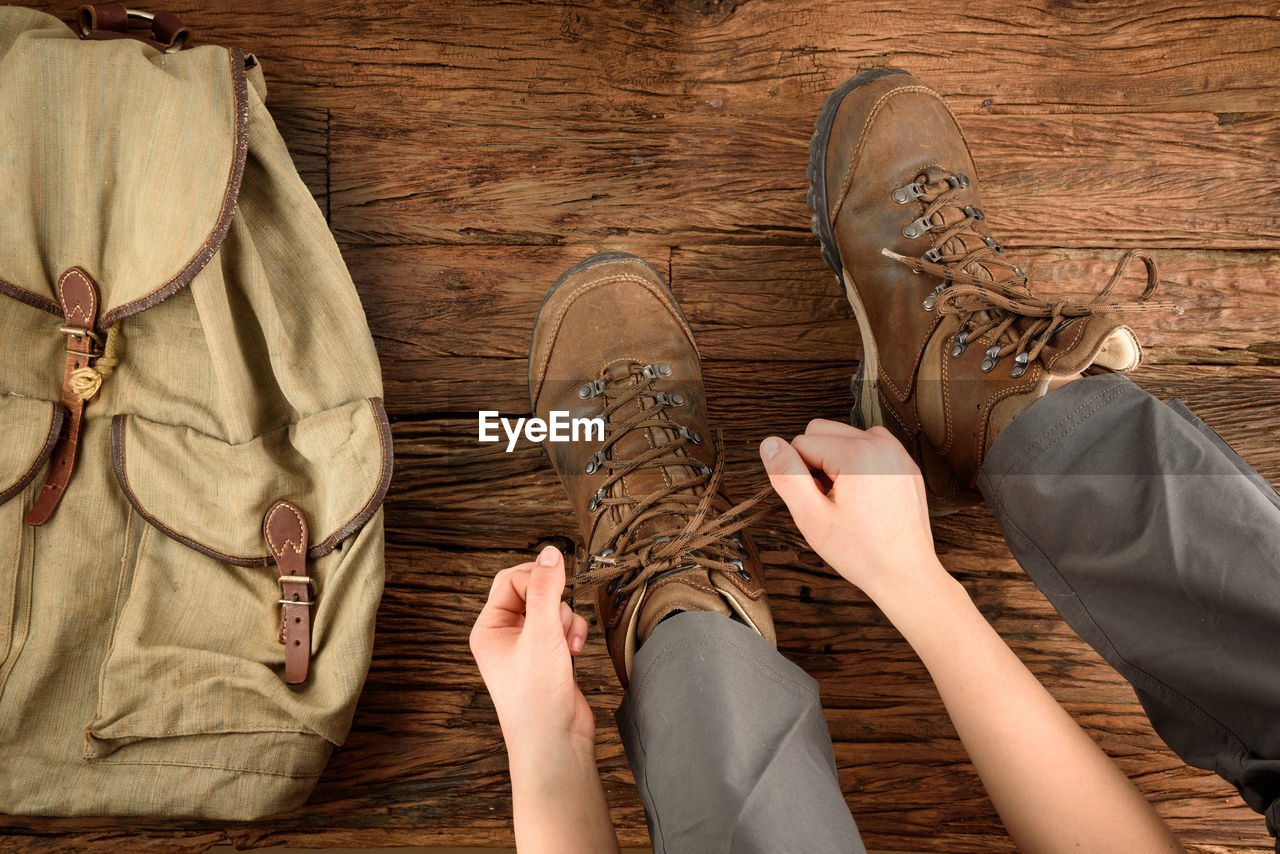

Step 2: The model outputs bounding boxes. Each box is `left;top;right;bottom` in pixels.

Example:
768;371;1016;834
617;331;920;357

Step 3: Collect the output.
939;232;998;283
936;230;1028;344
601;361;736;645
604;359;711;554
1036;316;1142;375
918;170;1020;314
634;566;731;645
987;315;1143;448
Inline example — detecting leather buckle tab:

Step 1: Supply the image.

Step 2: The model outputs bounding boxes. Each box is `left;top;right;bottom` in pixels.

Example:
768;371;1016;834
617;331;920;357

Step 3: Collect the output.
264;499;313;685
26;267;101;527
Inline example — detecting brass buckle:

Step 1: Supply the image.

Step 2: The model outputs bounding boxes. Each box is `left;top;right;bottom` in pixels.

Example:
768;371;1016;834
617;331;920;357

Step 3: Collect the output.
278;574;316;602
58;326;103;347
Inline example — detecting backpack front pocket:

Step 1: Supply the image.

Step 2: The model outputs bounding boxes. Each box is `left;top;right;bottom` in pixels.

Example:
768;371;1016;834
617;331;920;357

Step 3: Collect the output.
88;397;391;783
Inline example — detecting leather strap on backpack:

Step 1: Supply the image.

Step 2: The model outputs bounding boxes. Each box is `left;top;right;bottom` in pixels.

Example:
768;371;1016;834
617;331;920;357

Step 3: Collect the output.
264;500;315;686
27;268;102;527
76;5;191;53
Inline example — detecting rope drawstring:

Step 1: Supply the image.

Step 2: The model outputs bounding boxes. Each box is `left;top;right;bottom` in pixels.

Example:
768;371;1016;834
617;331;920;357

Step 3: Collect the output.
67;323;120;400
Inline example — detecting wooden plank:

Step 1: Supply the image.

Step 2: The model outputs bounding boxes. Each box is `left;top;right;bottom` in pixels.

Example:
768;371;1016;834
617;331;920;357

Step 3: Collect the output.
22;1;1280;116
382;362;1280;550
329;109;1280;248
345;244;1280;365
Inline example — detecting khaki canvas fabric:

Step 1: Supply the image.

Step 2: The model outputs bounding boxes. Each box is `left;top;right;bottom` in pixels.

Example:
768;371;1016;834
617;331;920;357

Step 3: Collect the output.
0;8;390;819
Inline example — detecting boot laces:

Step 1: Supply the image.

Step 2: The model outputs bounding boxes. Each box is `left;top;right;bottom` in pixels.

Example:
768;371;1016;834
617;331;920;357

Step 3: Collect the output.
883;169;1182;373
567;361;773;604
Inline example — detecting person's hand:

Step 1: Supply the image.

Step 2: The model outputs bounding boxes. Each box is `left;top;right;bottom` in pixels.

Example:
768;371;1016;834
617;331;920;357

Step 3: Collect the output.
758;419;948;605
470;546;594;757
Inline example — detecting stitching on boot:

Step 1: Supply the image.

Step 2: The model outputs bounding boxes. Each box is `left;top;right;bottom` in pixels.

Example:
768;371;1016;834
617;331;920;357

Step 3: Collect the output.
972;364;1044;486
534;274;694;401
1043;318;1089;372
832;85;942;222
879;310;943;404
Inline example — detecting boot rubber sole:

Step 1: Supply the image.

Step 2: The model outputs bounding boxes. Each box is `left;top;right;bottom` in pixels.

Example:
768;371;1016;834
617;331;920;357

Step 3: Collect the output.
806;67;909;434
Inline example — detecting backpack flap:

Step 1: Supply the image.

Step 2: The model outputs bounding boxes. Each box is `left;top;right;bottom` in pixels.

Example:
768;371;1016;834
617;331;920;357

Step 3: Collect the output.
110;398;393;567
0;8;247;323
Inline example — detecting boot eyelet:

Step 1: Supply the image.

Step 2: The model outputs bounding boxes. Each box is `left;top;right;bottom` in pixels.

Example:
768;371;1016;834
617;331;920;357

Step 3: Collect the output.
578;379;606;399
902;216;935;239
922;247;943;264
588;489;605;512
947;173;970;189
982;235;1003;253
922;283;946;312
612;593;623;608
584;451;605;474
654;391;686;407
1010;352;1030;378
677;426;703;445
643;362;673;380
730;559;752;582
950;329;970;358
980;345;1001;373
699;464;712;478
891;181;926;203
606;579;619;595
962;204;984;221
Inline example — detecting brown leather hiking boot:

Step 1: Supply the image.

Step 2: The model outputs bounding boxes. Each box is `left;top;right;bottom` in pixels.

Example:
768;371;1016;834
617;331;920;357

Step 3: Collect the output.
807;69;1177;512
529;252;775;685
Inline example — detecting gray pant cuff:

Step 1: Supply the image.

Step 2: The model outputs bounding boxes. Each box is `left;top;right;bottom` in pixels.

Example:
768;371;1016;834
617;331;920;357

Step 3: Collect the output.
977;372;1280;840
617;612;864;854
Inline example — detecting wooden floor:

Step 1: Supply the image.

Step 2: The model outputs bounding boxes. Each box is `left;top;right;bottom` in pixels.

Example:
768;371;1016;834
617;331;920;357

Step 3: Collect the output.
6;1;1280;852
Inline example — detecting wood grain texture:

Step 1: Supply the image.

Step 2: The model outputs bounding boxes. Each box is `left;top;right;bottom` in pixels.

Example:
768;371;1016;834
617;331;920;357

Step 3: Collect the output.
383;362;1280;551
5;1;1280;852
24;1;1280;116
328;109;1280;248
345;243;1280;365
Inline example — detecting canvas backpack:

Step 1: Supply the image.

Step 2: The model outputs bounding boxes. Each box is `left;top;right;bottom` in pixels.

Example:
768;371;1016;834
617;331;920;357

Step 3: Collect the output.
0;5;390;819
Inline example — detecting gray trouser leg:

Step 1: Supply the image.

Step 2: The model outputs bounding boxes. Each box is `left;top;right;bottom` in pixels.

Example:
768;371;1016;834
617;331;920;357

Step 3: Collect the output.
616;611;866;854
977;373;1280;846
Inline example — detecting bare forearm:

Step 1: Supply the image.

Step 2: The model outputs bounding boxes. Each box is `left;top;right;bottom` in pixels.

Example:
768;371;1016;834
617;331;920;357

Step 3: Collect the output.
875;566;1182;854
508;740;621;854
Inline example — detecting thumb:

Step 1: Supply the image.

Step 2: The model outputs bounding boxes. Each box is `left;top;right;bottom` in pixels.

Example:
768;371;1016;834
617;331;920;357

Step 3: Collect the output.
525;545;567;630
760;436;829;526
